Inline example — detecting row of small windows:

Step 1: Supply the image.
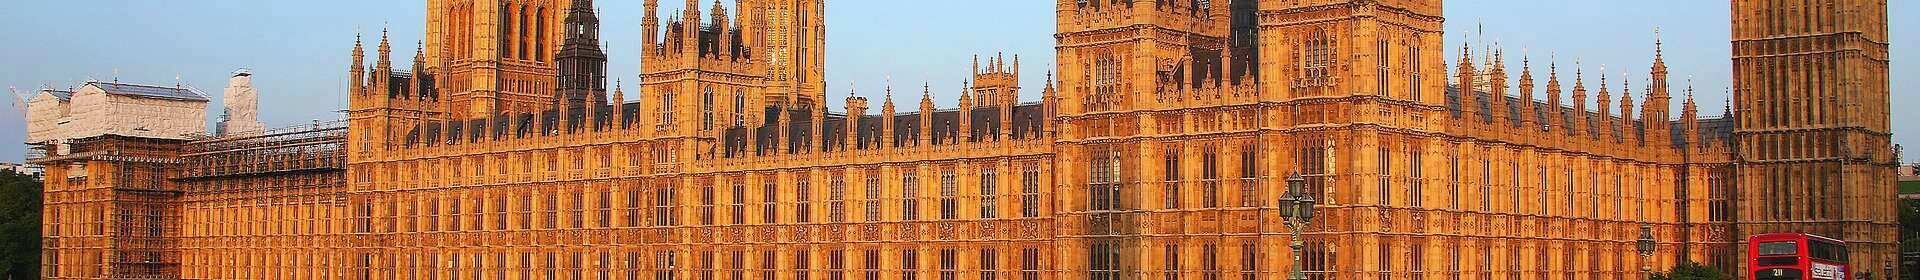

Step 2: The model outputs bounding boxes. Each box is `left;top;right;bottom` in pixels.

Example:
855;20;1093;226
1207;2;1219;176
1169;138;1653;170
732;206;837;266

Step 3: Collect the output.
1077;139;1659;219
260;247;1053;280
344;166;1048;234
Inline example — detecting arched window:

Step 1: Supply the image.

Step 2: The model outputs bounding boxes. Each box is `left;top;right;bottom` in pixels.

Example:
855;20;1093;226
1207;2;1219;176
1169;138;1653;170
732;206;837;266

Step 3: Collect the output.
702;88;716;130
660;90;675;128
535;7;548;62
734;91;747;127
1299;28;1334;86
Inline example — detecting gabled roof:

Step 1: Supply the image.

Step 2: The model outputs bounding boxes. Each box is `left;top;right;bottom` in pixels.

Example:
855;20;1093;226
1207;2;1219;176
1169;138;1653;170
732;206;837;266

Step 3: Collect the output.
87;81;210;102
34;89;73;102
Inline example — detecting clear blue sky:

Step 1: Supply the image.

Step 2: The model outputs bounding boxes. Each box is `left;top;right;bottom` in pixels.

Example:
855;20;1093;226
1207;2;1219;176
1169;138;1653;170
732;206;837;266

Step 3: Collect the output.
1;0;1914;162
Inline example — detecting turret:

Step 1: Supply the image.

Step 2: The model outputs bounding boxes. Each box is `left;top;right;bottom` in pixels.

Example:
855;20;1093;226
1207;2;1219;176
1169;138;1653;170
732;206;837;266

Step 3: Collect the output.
1456;38;1479;121
1489;47;1510;127
1681;78;1700;148
1518;49;1536;128
1545;56;1564;132
958;81;973;142
1596;65;1613;138
681;0;701;54
374;27;393;95
919;83;934;144
881;80;896;147
1618;71;1636;143
643;0;660;55
1571;60;1589;136
350;32;366;96
845;85;866;150
1644;30;1673;144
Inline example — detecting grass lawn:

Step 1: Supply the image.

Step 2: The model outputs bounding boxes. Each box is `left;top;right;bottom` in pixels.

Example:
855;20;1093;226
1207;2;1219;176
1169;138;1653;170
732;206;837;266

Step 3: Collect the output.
1901;180;1920;195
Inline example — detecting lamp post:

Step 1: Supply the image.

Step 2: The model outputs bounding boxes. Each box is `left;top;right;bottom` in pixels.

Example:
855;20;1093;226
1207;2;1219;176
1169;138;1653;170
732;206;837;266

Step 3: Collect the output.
1279;173;1318;280
1637;225;1657;279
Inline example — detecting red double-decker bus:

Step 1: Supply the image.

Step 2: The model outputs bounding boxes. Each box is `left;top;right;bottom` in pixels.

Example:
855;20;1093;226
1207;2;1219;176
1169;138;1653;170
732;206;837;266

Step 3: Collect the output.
1749;233;1850;280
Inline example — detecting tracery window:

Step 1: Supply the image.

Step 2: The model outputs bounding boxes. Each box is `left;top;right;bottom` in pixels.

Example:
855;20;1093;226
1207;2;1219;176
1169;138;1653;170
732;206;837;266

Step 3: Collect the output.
659;91;675;129
981;249;999;280
1202;146;1220;208
865;170;882;221
980;168;998;219
763;175;779;224
702;88;716;131
655;183;676;226
797;175;813;223
1410;146;1424;208
733;91;747;127
1089;147;1124;211
1296;28;1336;87
938;249;957;280
700;183;716;225
829;175;847;223
940;169;958;220
1239;146;1258;207
1164;148;1182;209
903;171;921;221
732;179;747;225
1020;165;1041;217
1020;248;1041;280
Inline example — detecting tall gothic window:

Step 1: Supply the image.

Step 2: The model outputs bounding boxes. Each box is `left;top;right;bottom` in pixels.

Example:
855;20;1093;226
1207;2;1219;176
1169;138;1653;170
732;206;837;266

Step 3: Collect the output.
1410;44;1422;100
1378;39;1391;98
981;168;998;219
702;88;716;131
796;174;812;223
903;171;921;221
865;170;882;222
1480;155;1492;212
700;183;715;225
654;183;676;226
733;179;747;225
763;175;778;224
1379;144;1393;206
1090;147;1124;211
829;175;847;223
1021;165;1041;217
940;169;958;220
1297;28;1335;87
1202;146;1219;208
660;91;676;128
1239;146;1258;207
1164;148;1182;209
1410;146;1424;208
733;91;747;127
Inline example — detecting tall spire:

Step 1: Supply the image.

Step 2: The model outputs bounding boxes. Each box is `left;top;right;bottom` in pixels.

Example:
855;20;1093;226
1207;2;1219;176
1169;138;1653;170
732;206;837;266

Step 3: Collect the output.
350;31;366;94
375;26;392;73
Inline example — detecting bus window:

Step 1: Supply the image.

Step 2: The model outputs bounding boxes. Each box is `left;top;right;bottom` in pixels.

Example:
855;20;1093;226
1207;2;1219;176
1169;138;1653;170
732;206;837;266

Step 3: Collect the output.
1757;241;1798;256
1808;240;1847;262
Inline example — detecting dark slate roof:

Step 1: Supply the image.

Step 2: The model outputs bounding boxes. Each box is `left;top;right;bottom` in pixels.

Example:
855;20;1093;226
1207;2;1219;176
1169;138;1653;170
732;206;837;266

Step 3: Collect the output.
42;90;73;101
1010;103;1047;139
893;113;921;147
929;110;960;145
1668;116;1736;148
89;82;209;102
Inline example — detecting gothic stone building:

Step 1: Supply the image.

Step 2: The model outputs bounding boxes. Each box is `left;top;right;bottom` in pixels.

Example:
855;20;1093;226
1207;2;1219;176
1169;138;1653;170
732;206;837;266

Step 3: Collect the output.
33;0;1897;279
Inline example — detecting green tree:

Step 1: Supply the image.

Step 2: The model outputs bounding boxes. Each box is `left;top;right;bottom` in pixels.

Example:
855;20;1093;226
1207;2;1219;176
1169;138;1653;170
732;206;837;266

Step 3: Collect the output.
1649;261;1734;280
0;170;41;279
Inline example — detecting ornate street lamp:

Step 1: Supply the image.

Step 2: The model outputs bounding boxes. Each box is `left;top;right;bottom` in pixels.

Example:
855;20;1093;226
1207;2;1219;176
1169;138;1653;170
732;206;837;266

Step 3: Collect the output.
1280;173;1318;280
1637;225;1657;278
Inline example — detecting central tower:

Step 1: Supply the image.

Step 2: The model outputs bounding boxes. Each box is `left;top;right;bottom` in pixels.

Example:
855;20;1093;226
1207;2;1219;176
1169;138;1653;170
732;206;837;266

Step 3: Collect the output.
425;0;574;118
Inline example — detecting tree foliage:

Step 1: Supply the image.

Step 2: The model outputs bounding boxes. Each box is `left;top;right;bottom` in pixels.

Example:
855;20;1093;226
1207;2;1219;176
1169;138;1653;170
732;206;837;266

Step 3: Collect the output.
1649;261;1734;280
0;170;41;279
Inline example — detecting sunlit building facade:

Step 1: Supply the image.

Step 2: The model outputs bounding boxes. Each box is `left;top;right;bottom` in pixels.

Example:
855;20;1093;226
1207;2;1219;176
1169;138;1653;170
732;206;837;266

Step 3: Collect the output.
32;0;1897;279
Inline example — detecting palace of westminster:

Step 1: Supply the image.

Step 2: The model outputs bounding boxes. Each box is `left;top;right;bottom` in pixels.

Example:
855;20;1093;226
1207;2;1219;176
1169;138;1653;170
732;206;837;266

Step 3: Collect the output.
24;0;1898;279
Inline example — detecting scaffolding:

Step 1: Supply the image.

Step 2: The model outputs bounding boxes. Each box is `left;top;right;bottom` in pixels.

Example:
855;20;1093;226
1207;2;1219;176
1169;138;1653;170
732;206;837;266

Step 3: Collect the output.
172;120;347;192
